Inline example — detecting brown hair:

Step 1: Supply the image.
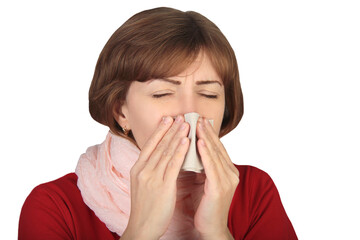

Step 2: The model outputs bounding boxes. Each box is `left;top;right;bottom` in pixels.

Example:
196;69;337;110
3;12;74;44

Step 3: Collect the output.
89;7;244;145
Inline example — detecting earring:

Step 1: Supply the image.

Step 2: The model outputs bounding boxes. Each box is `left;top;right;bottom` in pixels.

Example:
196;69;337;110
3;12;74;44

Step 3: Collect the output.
121;126;129;135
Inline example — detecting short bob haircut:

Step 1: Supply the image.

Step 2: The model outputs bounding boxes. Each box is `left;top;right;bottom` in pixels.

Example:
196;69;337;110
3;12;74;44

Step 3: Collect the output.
89;7;244;147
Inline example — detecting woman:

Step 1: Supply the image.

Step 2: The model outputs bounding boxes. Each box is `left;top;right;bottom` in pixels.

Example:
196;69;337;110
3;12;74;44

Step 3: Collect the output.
19;7;297;240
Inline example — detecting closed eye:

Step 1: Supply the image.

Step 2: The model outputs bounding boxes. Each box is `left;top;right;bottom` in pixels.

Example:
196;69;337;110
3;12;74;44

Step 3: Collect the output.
152;93;218;99
200;94;218;99
152;93;172;98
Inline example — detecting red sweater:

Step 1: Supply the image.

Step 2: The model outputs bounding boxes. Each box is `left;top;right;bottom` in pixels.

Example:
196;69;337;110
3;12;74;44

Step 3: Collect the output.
18;165;297;240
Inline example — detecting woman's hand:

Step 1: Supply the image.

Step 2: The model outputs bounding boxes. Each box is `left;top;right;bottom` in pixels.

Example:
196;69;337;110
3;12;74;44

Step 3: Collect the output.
194;117;239;240
122;115;190;240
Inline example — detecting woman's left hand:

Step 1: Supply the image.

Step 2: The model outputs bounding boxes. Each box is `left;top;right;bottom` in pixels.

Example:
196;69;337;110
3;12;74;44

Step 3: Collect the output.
194;117;239;240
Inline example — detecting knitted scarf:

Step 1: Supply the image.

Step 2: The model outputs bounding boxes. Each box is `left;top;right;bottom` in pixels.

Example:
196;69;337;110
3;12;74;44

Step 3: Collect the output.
75;131;205;239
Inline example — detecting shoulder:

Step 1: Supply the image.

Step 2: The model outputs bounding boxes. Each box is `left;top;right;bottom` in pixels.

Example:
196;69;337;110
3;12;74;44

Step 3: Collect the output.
23;173;80;210
18;173;78;239
19;173;118;240
234;164;274;187
234;164;269;177
229;165;277;218
228;165;298;239
30;173;78;197
18;173;85;239
232;164;280;211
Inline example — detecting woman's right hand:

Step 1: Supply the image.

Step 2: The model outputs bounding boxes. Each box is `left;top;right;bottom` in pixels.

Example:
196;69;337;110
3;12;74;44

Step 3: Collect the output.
121;115;190;240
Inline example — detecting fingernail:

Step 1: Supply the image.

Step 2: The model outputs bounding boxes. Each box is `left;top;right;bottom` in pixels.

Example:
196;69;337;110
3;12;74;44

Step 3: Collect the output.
175;115;183;123
163;116;171;124
181;137;188;145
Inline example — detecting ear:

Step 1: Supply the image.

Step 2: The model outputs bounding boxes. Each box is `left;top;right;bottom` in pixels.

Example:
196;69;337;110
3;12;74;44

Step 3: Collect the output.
113;100;131;130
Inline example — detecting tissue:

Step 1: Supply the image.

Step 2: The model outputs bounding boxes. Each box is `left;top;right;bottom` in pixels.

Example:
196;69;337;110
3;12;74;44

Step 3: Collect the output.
180;112;213;173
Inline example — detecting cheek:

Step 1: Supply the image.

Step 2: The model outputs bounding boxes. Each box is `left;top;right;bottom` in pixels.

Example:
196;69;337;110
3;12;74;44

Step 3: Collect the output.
129;108;164;150
201;102;225;136
213;115;224;136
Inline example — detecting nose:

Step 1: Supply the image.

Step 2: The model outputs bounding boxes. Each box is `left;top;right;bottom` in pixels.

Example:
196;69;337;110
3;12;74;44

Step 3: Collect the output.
176;93;199;117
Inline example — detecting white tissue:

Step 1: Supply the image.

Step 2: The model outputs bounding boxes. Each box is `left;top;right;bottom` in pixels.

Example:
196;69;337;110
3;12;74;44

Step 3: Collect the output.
181;112;213;173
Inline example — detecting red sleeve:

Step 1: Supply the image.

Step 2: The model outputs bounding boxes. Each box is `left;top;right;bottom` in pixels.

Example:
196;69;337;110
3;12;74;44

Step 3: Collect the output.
228;166;297;240
18;184;74;240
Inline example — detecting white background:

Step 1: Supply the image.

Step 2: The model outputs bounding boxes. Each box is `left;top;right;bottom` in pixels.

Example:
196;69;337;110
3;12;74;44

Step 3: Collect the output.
1;0;359;239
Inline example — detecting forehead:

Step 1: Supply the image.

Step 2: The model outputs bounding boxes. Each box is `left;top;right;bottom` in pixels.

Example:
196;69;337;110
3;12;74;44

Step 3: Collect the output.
147;52;223;86
147;78;223;87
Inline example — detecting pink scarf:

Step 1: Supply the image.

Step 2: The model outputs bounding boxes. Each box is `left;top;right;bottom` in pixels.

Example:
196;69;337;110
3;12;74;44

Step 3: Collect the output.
75;131;205;239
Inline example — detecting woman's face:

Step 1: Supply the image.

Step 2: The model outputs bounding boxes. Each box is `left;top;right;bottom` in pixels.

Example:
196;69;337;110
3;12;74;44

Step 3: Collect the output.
117;52;225;149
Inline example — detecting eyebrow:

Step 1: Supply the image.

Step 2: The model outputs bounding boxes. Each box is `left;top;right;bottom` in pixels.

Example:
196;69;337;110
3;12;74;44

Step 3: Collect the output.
148;78;223;86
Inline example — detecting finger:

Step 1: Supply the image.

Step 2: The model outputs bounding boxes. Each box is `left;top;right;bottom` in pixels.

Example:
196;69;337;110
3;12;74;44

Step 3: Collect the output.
137;116;174;163
200;117;239;176
197;117;239;180
155;121;190;175
198;135;240;195
132;116;174;175
163;136;190;183
145;115;186;171
196;138;220;183
196;118;225;173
